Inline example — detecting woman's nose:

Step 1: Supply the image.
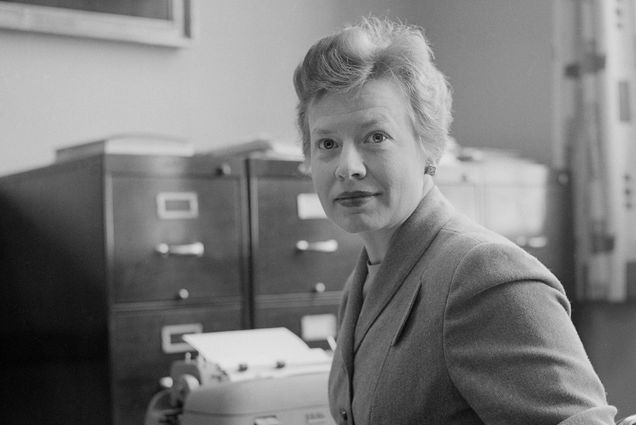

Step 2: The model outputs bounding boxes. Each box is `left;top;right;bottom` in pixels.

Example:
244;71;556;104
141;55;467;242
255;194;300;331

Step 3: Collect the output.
335;145;366;180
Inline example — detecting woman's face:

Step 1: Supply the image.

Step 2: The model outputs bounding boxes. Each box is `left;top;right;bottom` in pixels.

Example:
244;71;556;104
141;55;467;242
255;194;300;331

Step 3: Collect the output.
307;78;429;237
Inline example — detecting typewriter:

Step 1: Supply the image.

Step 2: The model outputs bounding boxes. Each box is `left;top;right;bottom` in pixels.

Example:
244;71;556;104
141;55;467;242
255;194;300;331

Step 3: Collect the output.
144;328;336;425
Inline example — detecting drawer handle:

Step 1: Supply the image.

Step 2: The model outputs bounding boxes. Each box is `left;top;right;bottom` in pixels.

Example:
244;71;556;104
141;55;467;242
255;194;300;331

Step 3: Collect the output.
296;239;338;253
312;282;326;293
177;288;190;300
155;242;205;257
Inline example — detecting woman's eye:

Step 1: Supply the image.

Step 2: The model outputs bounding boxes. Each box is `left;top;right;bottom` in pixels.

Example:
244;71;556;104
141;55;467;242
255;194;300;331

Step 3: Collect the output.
366;132;388;144
318;139;338;150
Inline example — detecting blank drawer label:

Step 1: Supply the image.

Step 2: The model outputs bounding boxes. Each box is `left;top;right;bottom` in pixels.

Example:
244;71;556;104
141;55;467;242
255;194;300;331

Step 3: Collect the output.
156;191;199;219
297;193;326;219
301;314;336;341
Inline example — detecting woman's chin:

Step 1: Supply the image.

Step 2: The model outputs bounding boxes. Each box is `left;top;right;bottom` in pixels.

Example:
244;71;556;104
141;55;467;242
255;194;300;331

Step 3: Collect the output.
332;215;381;235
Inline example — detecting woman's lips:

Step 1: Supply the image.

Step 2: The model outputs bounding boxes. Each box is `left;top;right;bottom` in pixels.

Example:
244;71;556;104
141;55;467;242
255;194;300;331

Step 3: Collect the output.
334;191;378;207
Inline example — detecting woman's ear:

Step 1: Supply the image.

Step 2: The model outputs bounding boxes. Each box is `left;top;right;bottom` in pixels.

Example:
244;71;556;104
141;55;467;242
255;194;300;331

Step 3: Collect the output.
416;138;436;176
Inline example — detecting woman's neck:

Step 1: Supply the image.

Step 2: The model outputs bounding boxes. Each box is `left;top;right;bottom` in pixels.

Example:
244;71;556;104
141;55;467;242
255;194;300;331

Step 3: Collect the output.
360;228;394;265
360;178;434;264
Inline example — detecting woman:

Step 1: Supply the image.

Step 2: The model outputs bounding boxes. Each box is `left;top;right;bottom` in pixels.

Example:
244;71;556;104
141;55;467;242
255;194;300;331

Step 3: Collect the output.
293;17;617;425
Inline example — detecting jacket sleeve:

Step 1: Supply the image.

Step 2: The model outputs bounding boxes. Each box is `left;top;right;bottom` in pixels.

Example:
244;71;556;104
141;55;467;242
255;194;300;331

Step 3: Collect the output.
443;241;616;425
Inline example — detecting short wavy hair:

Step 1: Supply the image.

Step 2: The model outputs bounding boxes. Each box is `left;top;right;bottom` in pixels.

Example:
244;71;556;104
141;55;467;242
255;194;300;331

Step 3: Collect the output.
293;17;453;162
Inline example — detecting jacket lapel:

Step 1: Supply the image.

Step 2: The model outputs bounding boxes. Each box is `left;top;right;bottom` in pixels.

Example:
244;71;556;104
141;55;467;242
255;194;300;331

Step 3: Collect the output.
353;186;454;352
337;250;368;381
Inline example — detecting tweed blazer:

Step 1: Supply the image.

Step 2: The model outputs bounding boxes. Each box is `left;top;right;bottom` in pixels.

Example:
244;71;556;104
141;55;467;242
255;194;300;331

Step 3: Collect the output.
328;186;616;425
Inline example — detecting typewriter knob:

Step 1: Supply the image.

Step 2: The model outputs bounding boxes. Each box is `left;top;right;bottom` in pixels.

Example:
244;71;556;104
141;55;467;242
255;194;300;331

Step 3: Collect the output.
170;374;200;407
159;376;173;389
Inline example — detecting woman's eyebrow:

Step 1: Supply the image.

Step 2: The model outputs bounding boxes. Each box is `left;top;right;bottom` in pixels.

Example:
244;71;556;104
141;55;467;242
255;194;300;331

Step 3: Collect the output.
309;114;395;137
310;127;334;137
358;116;394;130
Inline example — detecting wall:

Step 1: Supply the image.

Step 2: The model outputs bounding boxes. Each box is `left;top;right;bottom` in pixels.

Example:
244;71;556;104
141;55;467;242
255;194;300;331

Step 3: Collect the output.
413;0;561;167
1;0;569;177
0;0;417;176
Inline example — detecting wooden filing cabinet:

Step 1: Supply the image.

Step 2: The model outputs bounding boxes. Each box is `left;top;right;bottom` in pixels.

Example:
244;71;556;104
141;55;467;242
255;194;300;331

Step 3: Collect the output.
246;158;362;348
0;154;249;425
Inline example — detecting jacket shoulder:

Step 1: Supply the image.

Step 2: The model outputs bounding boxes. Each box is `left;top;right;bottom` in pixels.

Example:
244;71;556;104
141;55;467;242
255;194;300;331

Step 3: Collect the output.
427;214;566;304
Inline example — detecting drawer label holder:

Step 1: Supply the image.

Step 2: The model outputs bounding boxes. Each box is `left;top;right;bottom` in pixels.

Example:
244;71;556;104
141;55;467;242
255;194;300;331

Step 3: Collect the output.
161;323;203;353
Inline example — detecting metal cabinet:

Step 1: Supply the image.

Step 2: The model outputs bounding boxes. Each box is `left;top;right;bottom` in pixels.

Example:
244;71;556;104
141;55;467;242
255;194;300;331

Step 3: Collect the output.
436;160;574;295
0;152;575;424
0;154;248;425
246;158;362;348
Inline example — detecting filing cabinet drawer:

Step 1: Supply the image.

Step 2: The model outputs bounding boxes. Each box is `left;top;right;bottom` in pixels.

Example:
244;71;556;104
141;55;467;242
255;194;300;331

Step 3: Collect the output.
481;184;547;242
253;179;361;295
110;304;242;379
110;304;242;425
254;299;339;349
110;176;243;303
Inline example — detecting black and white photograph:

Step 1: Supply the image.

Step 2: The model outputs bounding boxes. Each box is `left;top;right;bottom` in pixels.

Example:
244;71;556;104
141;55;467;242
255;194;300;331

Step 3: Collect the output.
1;1;636;424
